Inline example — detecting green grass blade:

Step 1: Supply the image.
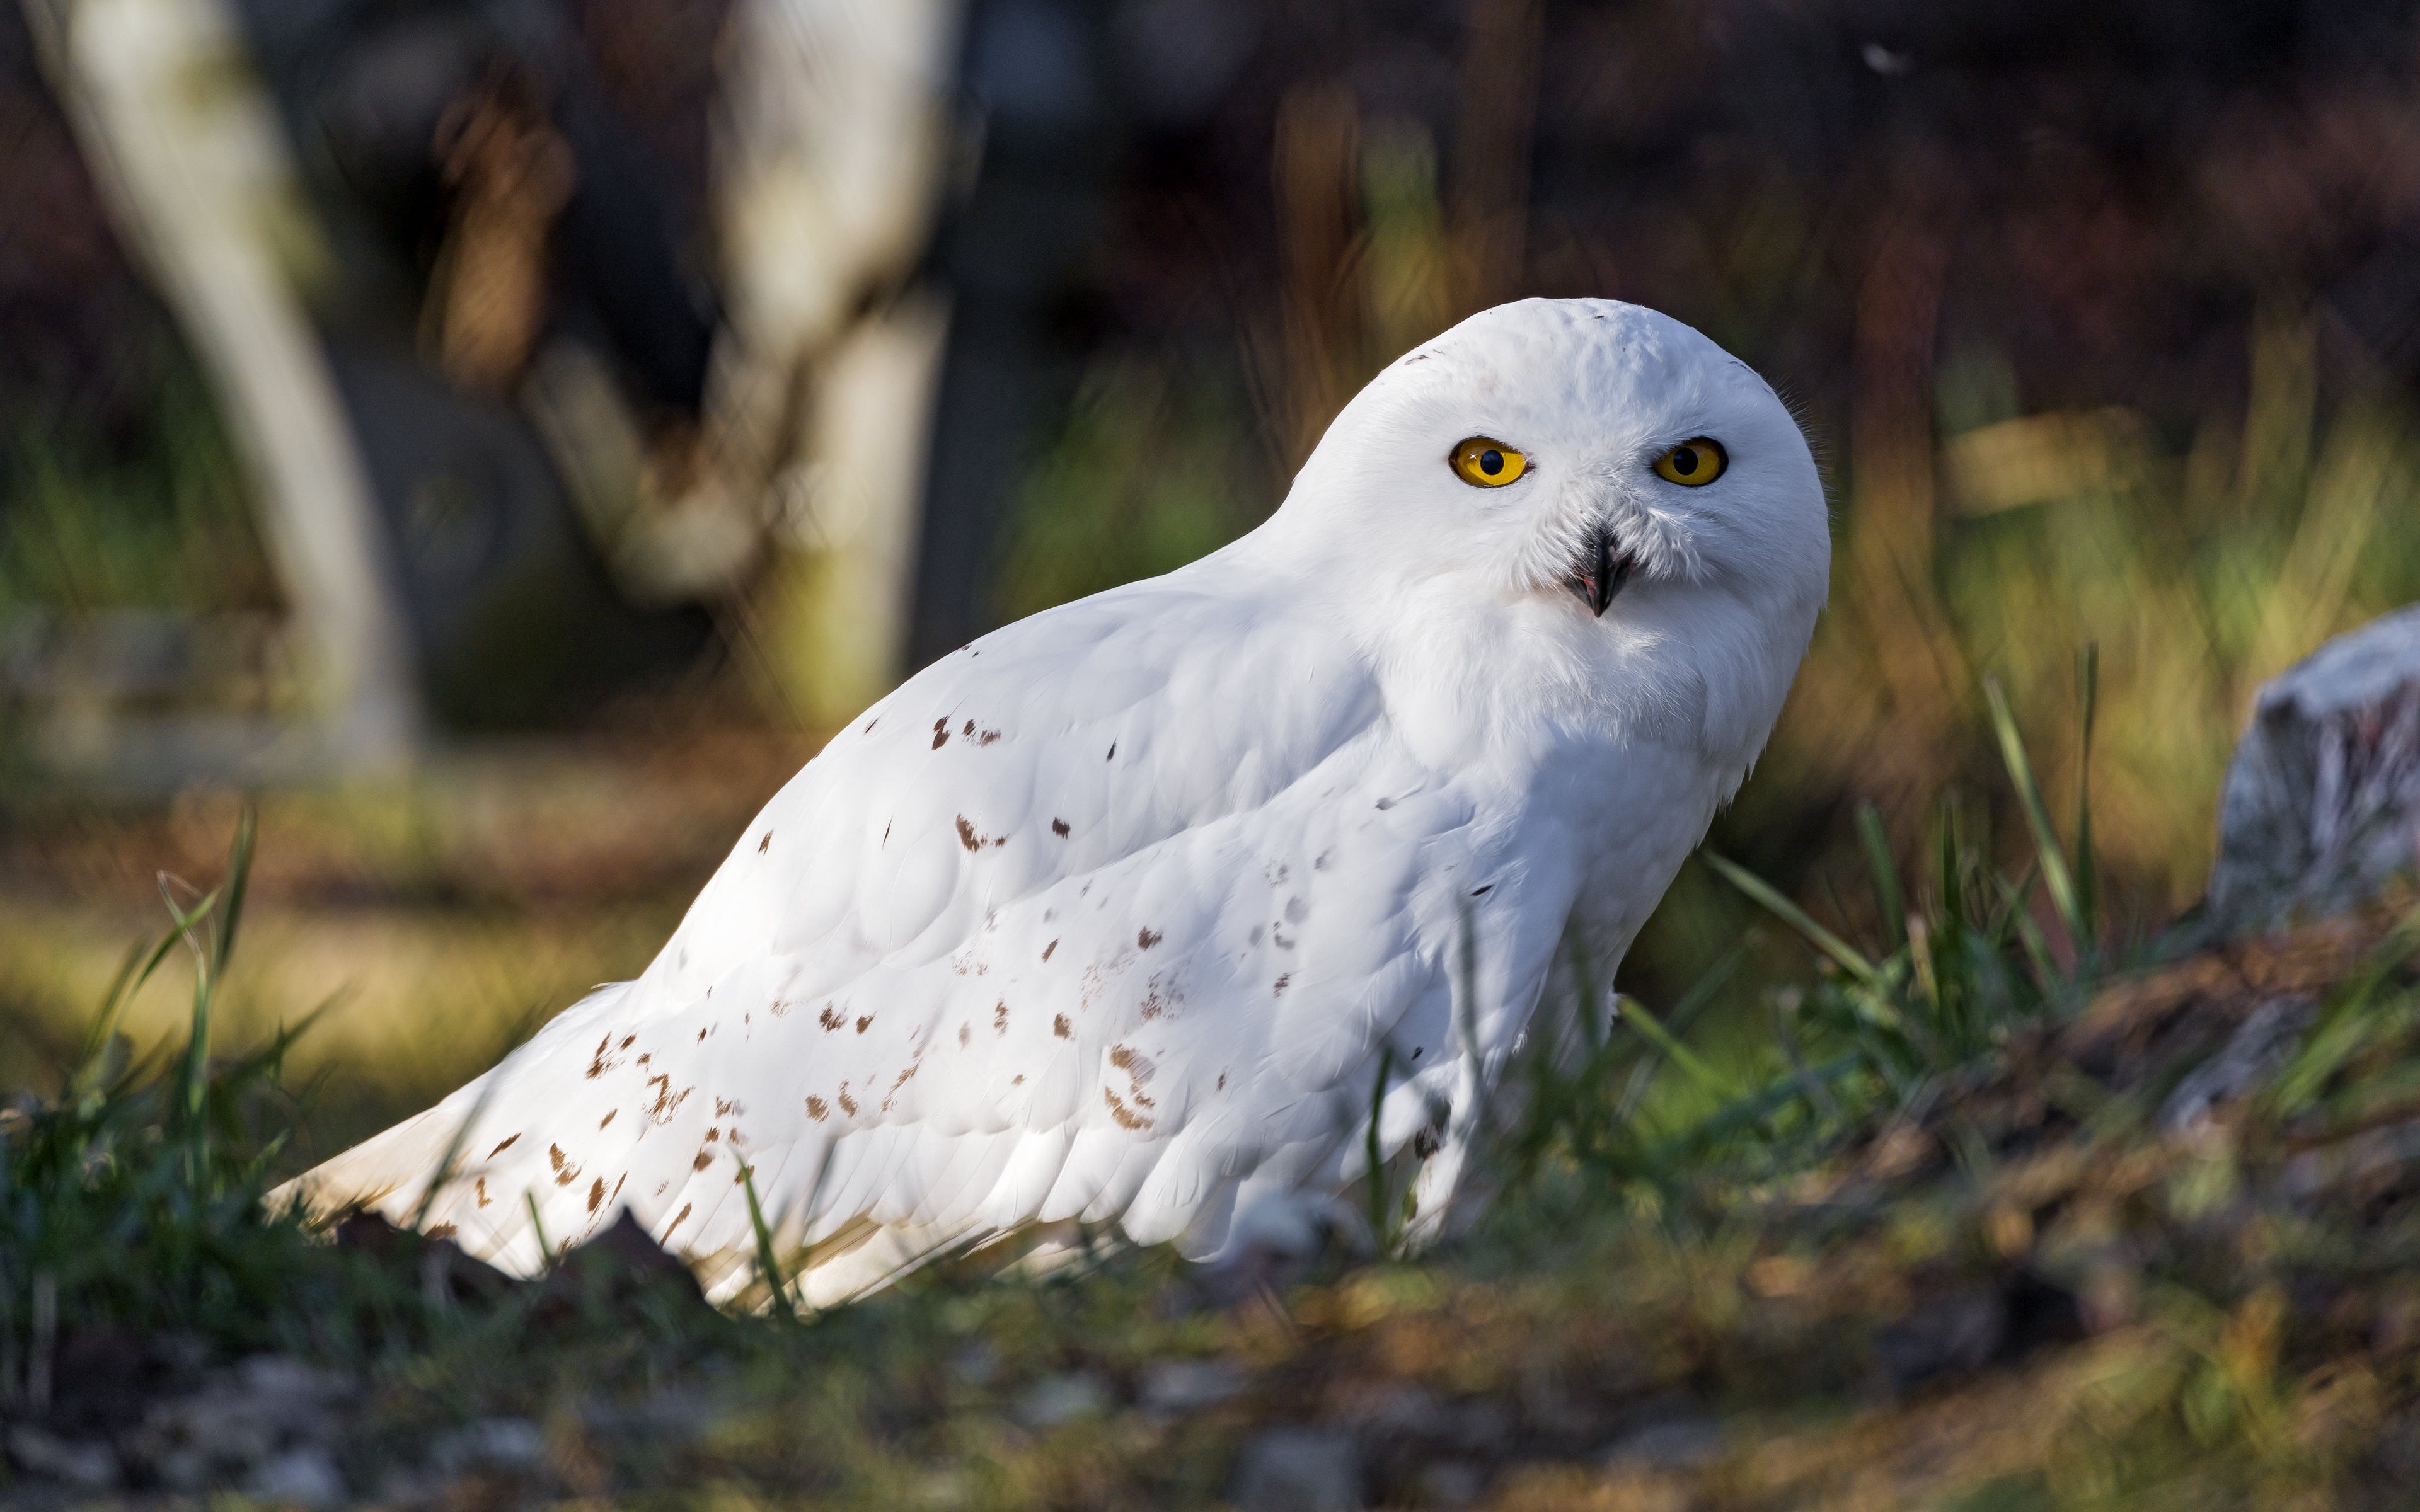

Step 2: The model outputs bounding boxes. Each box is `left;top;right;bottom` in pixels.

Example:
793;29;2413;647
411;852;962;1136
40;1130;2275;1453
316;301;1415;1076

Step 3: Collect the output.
2073;646;2101;944
1990;874;2061;997
210;805;256;974
1364;1047;1397;1253
1856;802;1907;951
1933;794;1967;934
1703;852;1879;983
740;1159;798;1323
526;1191;556;1269
1984;677;2085;949
69;927;185;1095
1614;995;1737;1102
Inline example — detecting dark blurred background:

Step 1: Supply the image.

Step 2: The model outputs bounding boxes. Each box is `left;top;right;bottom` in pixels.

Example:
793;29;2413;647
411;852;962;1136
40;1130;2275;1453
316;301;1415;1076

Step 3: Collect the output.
6;0;2420;1150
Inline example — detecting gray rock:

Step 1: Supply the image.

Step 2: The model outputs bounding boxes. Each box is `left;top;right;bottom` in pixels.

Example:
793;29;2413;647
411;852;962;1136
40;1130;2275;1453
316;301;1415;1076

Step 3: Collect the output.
129;1354;354;1477
2211;604;2420;930
246;1446;348;1508
430;1417;548;1474
1415;1458;1489;1507
1599;1414;1723;1471
1138;1357;1247;1414
5;1426;121;1490
1230;1426;1361;1512
2160;995;2317;1131
1014;1372;1110;1428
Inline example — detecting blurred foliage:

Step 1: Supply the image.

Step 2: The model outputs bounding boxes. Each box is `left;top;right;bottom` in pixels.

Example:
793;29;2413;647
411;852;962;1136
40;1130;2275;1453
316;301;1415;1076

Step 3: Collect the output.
0;348;270;616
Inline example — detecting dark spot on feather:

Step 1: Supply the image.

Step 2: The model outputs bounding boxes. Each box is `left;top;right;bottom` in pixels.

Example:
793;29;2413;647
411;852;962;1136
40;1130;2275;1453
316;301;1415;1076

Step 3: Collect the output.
703;1128;720;1142
964;718;976;736
805;1095;829;1120
758;833;771;854
427;1223;457;1240
1042;939;1057;961
1103;1087;1152;1130
994;1000;1010;1031
698;1028;708;1041
856;1015;873;1033
1013;1073;1025;1085
1470;883;1493;896
837;1084;860;1115
475;1177;491;1208
1106;742;1116;760
933;727;948;750
1141;973;1180;1020
819;1005;843;1031
884;821;892;844
959;1022;971;1046
1053;1014;1072;1039
1274;973;1291;995
734;1164;755;1186
1216;1074;1226;1090
643;1074;691;1125
1413;1128;1443;1159
488;1134;520;1157
693;1151;712;1171
550;1144;580;1185
587;1177;605;1213
599;1109;616;1130
1285;896;1308;924
1051;818;1069;837
1137;926;1161;949
715;1097;744;1117
1315;849;1334;871
665;1202;692;1235
865;717;878;733
979;728;1000;745
956;815;1003;850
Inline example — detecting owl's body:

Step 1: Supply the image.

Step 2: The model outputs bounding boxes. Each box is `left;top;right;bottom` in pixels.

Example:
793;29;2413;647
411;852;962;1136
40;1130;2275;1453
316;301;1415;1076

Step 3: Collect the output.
282;299;1829;1303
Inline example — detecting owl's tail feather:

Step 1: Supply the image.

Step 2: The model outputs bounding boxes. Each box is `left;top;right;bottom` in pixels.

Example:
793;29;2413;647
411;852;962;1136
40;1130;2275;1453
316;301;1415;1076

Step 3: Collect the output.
268;982;635;1256
267;1069;500;1227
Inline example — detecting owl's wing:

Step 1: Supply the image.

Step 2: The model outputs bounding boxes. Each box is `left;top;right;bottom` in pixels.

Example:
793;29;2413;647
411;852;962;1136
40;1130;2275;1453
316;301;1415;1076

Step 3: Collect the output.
282;555;1586;1301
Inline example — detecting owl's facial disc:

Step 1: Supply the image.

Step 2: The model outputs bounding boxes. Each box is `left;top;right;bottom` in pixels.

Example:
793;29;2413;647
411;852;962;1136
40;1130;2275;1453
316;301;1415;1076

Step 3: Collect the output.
1565;522;1635;617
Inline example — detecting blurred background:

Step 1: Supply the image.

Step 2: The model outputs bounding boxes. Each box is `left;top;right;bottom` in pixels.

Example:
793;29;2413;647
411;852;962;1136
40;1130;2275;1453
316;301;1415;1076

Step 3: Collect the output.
6;0;2420;1159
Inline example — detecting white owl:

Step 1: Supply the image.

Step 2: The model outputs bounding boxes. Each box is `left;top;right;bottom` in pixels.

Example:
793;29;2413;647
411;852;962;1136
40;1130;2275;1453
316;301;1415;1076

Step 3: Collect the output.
281;298;1829;1304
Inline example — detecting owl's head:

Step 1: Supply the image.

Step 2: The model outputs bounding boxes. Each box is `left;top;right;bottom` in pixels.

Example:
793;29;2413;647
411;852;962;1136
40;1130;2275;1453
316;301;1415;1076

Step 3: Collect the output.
1284;297;1828;633
1263;299;1829;757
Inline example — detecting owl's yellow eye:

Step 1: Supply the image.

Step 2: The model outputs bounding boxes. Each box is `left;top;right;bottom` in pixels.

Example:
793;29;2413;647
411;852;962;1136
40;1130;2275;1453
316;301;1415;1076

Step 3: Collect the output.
1449;437;1528;488
1651;438;1727;486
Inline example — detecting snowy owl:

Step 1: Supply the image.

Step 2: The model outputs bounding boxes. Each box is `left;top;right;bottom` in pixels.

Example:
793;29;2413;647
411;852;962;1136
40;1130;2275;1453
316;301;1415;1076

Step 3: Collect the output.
282;298;1828;1303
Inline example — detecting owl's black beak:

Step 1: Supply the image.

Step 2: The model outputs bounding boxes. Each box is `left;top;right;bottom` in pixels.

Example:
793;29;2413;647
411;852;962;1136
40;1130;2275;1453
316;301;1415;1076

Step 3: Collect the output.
1564;524;1634;617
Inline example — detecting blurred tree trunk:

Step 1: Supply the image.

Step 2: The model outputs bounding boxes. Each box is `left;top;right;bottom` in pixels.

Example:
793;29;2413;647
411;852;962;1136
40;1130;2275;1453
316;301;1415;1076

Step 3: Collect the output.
25;0;422;770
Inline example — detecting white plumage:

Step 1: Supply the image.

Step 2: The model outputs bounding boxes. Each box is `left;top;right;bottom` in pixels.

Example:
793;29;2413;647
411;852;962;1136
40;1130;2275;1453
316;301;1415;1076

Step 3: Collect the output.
280;298;1829;1304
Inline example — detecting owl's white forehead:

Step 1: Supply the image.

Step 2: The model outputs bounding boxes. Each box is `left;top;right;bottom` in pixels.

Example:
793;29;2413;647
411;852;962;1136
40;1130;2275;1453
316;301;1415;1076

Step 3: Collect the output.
1377;297;1760;431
